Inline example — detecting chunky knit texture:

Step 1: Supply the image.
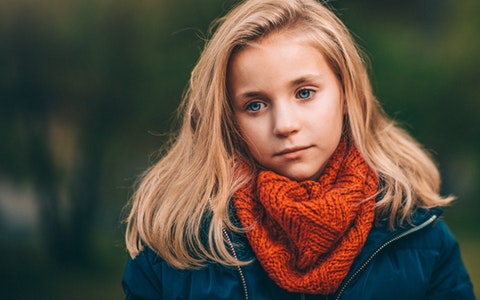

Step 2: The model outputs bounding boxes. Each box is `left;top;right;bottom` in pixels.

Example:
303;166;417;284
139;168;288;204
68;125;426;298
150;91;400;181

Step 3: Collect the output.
234;139;378;294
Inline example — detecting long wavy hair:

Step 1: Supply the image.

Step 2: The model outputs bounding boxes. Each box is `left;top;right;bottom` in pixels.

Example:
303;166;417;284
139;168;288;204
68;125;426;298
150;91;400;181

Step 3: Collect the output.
125;0;454;268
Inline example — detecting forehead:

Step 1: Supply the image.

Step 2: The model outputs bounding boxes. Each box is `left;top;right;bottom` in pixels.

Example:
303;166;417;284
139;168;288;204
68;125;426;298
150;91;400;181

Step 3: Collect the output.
230;29;323;69
228;33;339;93
231;33;323;69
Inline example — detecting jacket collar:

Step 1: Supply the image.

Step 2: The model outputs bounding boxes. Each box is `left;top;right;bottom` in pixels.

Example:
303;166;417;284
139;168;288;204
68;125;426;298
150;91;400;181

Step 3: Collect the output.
357;207;443;264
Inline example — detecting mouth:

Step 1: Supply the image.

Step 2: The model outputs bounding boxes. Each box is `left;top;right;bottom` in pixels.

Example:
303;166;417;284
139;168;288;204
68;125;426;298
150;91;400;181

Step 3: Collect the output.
275;146;311;157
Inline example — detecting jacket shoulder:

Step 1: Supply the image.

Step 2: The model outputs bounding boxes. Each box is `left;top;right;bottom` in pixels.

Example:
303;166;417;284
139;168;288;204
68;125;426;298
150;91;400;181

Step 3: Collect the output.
338;212;475;300
122;247;164;299
122;246;247;300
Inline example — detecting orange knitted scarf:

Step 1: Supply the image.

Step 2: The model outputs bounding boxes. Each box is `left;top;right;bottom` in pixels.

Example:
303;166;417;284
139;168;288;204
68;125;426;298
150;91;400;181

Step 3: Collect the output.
234;139;378;295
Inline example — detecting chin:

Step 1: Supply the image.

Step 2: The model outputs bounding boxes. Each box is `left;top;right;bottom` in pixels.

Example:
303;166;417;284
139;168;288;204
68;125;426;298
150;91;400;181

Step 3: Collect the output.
281;172;318;182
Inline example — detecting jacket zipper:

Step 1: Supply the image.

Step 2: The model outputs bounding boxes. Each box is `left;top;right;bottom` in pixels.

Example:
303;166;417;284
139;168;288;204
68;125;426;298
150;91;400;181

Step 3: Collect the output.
222;227;249;300
334;215;438;300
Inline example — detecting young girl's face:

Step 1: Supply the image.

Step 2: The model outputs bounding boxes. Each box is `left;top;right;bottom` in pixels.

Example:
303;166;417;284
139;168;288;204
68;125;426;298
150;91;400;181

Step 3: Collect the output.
228;31;344;181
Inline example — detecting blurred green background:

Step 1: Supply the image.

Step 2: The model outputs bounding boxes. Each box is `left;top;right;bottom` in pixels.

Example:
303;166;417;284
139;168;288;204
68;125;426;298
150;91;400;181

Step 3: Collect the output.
0;0;478;299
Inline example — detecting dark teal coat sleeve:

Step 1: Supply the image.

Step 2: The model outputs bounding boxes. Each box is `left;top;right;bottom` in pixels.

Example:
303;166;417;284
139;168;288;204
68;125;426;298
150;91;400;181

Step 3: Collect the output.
424;221;474;299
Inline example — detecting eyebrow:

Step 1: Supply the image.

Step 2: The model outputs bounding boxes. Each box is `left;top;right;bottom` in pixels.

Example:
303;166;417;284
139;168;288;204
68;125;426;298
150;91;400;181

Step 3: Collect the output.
241;91;262;99
234;74;323;100
290;74;322;86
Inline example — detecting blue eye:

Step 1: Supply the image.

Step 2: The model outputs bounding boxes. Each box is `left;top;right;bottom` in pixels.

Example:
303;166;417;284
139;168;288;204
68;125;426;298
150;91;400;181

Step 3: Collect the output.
297;89;313;99
246;102;264;112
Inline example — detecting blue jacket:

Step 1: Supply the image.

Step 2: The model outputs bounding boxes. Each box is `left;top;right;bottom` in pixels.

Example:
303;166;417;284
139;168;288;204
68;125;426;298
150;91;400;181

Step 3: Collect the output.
122;208;475;299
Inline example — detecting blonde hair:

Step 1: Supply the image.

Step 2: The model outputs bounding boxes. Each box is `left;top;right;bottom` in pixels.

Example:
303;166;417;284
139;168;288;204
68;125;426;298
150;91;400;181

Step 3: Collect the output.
125;0;454;268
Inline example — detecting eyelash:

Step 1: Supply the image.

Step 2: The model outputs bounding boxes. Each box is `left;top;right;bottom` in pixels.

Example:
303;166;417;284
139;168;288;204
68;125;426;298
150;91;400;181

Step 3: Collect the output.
245;101;265;112
296;88;315;99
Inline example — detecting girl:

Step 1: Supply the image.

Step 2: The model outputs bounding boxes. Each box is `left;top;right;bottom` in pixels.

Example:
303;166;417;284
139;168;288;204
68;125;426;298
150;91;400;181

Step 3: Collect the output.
122;0;475;299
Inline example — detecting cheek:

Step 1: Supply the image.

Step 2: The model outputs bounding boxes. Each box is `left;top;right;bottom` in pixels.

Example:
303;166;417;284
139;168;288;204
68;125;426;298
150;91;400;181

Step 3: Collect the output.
235;117;255;145
235;116;255;139
241;128;260;150
236;121;266;155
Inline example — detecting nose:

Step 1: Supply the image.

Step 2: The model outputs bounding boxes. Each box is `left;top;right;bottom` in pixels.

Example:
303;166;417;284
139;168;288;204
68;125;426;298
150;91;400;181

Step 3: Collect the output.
272;102;300;137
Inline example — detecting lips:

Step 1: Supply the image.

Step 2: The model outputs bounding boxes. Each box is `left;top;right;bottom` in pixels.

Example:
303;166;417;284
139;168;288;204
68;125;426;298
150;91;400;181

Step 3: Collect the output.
275;146;311;158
